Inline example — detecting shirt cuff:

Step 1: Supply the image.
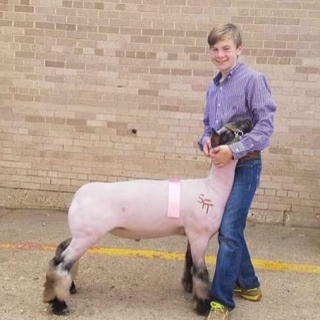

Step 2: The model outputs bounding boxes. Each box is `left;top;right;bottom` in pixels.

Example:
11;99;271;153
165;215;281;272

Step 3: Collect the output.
229;142;247;160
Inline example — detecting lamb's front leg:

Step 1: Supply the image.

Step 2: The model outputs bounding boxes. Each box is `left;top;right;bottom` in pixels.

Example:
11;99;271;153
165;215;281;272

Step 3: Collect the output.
188;238;211;316
181;241;193;293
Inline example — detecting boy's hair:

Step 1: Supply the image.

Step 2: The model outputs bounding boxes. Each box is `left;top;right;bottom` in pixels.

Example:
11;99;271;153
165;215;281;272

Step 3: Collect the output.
207;23;242;48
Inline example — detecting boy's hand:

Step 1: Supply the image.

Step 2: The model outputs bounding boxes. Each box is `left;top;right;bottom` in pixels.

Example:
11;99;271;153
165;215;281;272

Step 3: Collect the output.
203;138;211;157
210;145;233;167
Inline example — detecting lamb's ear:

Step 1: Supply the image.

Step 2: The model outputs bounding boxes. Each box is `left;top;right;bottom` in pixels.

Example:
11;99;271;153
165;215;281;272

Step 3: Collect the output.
211;129;221;149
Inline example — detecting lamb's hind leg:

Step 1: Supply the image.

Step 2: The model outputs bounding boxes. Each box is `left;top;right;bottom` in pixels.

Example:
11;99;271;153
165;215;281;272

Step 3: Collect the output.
43;245;74;315
53;238;79;295
181;241;193;293
188;238;211;316
43;237;93;315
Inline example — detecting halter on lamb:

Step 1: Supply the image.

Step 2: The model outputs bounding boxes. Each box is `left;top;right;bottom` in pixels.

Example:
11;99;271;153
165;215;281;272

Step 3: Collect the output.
43;119;253;316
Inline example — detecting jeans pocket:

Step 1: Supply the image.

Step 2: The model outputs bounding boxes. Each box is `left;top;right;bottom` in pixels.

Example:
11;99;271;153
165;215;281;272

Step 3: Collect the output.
236;159;261;189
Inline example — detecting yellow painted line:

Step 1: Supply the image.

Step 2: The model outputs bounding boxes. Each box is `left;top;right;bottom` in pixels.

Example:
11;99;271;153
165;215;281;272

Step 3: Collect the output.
1;242;319;274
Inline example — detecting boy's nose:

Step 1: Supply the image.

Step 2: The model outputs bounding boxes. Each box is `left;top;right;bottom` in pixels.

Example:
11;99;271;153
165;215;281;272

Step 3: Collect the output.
217;50;224;57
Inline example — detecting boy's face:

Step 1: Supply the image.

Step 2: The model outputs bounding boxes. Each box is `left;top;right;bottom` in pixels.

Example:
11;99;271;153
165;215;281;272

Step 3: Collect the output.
209;37;242;76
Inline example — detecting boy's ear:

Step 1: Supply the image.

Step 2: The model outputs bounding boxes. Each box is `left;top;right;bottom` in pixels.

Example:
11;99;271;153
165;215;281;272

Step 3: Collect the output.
236;45;243;57
211;130;221;149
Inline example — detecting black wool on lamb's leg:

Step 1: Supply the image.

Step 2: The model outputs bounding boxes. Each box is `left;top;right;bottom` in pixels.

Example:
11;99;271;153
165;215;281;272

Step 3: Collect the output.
70;281;77;294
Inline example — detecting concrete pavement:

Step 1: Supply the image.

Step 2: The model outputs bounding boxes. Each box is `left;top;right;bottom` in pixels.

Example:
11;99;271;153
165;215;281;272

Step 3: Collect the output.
0;208;319;320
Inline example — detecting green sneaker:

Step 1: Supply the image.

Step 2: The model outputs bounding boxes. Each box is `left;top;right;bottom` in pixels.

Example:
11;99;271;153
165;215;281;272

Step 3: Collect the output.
234;285;262;301
206;301;229;320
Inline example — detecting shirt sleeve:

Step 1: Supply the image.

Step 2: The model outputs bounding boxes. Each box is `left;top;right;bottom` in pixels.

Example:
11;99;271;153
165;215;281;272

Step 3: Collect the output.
198;88;212;151
229;74;277;159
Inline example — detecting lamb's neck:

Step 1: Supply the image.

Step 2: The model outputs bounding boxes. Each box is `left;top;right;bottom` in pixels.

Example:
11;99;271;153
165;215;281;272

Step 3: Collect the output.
205;160;238;191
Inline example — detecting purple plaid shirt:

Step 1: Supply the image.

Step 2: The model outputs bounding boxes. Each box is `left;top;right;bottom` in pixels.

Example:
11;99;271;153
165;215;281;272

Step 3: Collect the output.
198;62;276;159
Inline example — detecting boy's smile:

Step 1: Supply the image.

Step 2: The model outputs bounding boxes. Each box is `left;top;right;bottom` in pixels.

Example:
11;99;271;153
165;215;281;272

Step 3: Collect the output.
210;38;242;77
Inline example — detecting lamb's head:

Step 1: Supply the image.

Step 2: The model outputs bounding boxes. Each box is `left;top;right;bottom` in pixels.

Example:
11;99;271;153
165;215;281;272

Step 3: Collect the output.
211;119;253;148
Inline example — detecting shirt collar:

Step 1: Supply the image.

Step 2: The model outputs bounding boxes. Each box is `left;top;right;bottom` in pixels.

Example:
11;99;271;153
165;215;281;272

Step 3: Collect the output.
213;62;243;86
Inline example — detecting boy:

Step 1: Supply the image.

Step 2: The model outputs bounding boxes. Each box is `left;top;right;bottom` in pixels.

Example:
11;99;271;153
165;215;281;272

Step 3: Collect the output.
198;23;276;319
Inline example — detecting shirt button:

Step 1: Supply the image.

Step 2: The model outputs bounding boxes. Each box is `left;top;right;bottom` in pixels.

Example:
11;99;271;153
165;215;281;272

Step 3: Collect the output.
220;87;222;90
218;103;221;106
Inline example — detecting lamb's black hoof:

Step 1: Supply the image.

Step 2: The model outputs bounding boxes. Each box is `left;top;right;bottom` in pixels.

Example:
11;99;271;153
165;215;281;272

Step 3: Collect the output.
195;299;211;316
70;281;77;294
50;298;69;315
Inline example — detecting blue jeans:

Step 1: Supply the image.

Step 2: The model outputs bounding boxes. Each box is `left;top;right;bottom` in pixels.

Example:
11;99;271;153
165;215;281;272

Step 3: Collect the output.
209;158;262;311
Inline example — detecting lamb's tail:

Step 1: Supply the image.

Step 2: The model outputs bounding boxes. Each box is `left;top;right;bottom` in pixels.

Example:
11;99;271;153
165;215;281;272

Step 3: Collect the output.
43;238;79;304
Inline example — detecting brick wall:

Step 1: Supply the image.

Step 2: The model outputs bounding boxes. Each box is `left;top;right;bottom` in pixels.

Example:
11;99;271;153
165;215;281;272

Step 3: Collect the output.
0;0;319;227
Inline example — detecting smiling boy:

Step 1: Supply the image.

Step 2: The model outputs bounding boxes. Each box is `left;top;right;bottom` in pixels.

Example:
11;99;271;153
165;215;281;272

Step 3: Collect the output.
198;24;276;319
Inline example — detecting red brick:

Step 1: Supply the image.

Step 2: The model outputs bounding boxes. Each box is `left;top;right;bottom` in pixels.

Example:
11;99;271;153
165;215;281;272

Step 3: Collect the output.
14;5;34;12
56;23;76;31
45;61;65;68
